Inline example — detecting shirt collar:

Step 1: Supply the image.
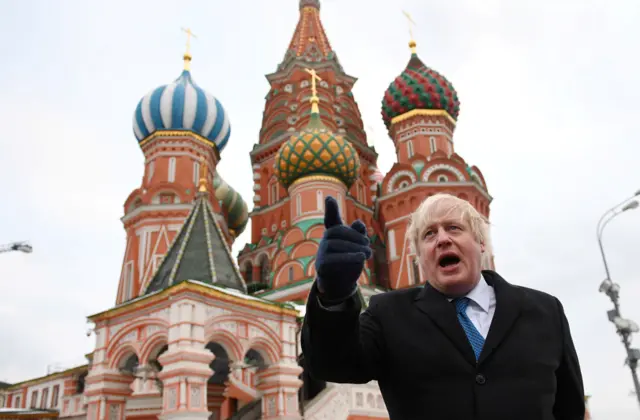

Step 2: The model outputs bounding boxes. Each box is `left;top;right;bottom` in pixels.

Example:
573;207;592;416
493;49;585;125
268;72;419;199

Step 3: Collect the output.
446;274;491;313
464;274;491;313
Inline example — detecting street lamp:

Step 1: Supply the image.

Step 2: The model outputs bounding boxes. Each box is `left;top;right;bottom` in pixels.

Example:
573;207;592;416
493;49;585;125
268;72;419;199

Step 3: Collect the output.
596;192;640;408
0;241;33;254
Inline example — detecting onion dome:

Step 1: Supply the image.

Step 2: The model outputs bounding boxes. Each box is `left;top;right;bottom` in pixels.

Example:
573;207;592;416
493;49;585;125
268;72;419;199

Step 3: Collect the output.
275;72;360;189
381;42;460;129
133;58;231;153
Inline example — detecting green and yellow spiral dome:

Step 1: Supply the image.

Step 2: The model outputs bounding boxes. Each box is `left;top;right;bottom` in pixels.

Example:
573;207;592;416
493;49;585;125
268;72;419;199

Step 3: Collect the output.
275;110;360;189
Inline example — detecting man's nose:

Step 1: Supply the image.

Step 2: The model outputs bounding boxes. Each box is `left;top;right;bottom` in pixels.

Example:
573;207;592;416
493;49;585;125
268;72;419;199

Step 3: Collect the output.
435;229;452;247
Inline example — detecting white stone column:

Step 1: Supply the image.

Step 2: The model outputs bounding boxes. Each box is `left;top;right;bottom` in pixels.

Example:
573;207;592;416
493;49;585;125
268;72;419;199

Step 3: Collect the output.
158;297;214;420
257;360;303;420
84;367;131;420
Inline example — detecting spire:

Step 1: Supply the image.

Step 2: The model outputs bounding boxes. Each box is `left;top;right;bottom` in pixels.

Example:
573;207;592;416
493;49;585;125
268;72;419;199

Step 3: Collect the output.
283;0;333;64
143;193;247;295
402;10;418;55
300;0;320;9
181;27;197;71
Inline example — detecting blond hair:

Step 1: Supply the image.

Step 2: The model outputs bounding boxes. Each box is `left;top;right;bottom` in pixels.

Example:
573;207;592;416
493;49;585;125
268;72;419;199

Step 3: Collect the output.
406;193;492;266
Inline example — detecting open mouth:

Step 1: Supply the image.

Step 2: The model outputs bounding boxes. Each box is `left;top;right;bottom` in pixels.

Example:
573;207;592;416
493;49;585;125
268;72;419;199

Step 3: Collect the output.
438;254;461;268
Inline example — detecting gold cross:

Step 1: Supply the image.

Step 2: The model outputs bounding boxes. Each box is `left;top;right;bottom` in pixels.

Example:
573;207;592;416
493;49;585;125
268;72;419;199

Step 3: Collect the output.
181;27;197;55
304;68;323;98
402;10;416;41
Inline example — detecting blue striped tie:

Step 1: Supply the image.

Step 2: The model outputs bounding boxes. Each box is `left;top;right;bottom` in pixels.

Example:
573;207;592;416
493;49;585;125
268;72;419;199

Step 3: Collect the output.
453;297;485;361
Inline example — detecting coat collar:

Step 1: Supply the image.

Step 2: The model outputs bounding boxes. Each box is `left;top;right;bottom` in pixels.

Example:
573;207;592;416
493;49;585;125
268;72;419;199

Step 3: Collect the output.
414;270;523;367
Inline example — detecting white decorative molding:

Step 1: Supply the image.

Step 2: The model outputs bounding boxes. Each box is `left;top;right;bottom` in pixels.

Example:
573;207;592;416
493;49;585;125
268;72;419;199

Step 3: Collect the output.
264;319;281;336
206;306;228;318
303;382;390;419
109;323;124;339
146;325;162;336
386;170;417;193
218;321;238;335
119;331;137;346
249;326;266;339
421;163;466;182
191;386;201;408
150;308;170;321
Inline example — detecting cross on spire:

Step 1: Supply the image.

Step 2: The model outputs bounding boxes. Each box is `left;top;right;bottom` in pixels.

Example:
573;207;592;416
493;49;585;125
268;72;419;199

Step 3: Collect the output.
305;68;322;98
181;27;197;70
305;68;323;114
402;10;418;54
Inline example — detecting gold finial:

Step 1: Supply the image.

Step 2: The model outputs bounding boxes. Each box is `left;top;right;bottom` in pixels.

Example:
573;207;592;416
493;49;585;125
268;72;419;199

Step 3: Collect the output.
402;10;417;54
181;27;197;70
304;68;323;114
198;156;208;193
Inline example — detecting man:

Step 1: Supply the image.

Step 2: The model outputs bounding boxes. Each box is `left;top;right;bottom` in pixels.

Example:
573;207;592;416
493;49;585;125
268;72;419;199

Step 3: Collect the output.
302;194;585;419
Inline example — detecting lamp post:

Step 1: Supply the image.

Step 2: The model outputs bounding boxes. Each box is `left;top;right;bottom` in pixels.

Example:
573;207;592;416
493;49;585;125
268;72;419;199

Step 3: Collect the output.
0;241;33;254
596;192;640;408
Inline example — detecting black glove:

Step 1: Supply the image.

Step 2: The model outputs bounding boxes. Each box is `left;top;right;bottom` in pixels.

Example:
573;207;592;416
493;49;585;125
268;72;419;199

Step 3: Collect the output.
315;196;372;303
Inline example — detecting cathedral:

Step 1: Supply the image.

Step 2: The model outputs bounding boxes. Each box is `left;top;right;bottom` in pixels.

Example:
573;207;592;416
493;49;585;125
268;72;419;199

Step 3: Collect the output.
1;0;565;419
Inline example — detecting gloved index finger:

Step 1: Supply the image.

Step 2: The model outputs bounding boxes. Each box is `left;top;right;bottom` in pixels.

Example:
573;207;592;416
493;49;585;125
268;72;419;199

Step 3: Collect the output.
324;195;343;229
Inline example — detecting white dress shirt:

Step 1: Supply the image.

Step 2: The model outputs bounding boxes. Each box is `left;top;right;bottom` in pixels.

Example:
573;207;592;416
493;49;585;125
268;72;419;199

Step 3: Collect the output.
449;275;496;338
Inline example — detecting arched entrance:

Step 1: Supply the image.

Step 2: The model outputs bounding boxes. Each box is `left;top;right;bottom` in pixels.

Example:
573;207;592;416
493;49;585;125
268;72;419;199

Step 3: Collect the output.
205;342;233;419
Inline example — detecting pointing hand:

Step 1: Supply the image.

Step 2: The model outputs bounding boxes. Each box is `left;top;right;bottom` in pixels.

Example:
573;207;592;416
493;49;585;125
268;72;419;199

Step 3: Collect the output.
315;196;372;302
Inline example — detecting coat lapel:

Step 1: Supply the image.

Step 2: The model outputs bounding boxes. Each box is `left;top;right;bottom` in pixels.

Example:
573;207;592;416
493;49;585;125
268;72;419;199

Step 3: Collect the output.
413;284;477;367
478;270;523;365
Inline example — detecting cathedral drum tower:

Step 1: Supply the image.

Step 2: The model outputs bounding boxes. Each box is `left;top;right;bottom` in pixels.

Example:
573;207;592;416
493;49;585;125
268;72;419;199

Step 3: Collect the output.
118;42;248;305
272;69;365;292
237;0;381;303
377;36;494;290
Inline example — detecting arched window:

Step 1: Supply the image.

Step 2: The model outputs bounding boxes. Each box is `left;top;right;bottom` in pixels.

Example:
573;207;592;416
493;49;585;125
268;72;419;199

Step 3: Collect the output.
268;177;279;205
429;136;437;153
288;266;294;282
406;140;414;158
258;255;270;283
357;183;365;203
244;262;253;284
122;262;134;302
76;372;88;394
120;355;139;376
147;160;155;182
168;157;176;183
193;160;200;185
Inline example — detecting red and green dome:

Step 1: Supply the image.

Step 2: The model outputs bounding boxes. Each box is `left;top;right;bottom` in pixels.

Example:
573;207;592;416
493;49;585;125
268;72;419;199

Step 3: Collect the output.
275;113;360;189
381;53;460;128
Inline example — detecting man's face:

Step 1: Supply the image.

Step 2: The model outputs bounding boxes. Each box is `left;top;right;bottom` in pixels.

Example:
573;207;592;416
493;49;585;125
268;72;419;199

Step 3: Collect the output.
417;207;484;296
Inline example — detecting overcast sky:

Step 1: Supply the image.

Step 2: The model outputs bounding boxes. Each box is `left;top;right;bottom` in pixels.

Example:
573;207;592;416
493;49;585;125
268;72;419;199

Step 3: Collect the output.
1;0;639;417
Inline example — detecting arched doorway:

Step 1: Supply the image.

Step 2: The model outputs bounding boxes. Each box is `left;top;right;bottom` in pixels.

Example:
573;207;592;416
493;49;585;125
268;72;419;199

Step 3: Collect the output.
205;342;233;419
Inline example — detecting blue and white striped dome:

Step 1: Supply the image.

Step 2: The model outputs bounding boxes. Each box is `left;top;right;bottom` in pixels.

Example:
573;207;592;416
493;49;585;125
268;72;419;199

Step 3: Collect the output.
133;69;231;152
